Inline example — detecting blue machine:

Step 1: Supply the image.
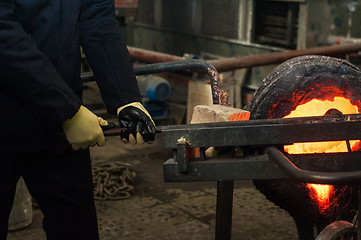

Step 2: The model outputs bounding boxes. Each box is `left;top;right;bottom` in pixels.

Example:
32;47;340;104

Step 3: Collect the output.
136;75;171;118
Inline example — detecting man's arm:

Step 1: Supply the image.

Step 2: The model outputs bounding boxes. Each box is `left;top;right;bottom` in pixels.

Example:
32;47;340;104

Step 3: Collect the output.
79;0;156;144
79;0;142;114
0;0;81;132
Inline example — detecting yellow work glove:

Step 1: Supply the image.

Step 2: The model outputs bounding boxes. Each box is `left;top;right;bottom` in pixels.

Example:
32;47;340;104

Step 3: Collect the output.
117;102;156;144
98;117;110;127
62;105;106;150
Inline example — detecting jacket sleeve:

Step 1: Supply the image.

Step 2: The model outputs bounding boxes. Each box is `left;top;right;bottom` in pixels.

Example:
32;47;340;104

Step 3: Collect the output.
0;0;82;132
79;0;142;114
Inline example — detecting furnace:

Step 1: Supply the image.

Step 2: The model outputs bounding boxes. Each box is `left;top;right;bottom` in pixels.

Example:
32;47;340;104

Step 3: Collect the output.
247;55;361;240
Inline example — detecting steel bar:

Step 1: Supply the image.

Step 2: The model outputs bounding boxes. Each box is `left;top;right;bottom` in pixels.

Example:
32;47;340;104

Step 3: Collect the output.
209;43;361;72
176;138;190;173
103;127;162;137
266;147;361;184
133;60;221;104
128;43;361;72
163;156;288;182
129;46;184;63
215;180;233;240
163;152;361;182
105;112;361;139
82;59;221;104
161;114;361;149
358;186;361;240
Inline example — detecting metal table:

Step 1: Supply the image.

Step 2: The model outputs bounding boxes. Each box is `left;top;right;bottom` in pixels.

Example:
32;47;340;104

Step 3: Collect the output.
160;114;361;239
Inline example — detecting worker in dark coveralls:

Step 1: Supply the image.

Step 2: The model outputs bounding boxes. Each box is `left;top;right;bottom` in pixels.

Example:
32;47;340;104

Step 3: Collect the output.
0;0;156;239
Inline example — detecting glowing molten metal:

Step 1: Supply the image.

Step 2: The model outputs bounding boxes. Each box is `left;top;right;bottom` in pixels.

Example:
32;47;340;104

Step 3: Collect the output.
283;96;360;213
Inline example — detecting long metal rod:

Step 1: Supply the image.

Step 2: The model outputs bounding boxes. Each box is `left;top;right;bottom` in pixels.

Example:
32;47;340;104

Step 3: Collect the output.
82;59;221;104
128;43;361;72
266;147;361;184
129;46;184;63
160;114;361;149
208;43;361;72
163;152;361;182
134;60;221;104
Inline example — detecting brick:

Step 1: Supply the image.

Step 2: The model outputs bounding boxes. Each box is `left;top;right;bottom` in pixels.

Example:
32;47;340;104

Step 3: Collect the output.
191;104;250;124
188;105;250;159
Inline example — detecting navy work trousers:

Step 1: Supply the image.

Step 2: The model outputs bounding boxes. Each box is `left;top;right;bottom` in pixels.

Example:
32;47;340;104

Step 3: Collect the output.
0;147;99;240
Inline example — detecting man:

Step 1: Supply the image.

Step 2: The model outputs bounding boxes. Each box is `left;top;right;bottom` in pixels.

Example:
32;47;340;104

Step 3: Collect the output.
0;0;156;239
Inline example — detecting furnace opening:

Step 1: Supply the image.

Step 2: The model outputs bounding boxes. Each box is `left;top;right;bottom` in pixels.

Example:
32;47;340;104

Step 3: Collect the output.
282;95;361;214
247;55;361;239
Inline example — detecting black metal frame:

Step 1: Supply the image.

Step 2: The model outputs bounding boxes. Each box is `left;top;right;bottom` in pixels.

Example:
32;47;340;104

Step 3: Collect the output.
160;114;361;149
161;114;361;184
160;114;361;240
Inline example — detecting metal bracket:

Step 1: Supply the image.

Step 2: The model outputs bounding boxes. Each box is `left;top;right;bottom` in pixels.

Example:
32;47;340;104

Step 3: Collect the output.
176;137;191;173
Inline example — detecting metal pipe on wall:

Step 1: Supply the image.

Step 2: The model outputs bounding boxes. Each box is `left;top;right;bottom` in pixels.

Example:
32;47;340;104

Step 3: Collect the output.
82;59;221;104
129;47;184;63
128;43;361;72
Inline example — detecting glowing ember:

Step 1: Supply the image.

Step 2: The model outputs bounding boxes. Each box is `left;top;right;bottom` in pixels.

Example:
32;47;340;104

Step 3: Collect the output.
306;184;333;213
283;96;360;213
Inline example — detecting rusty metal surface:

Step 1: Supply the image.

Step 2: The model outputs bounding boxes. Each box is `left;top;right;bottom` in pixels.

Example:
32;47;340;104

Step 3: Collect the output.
128;43;361;72
133;60;221;104
114;0;138;17
208;43;361;72
82;59;222;104
129;47;184;63
115;0;138;8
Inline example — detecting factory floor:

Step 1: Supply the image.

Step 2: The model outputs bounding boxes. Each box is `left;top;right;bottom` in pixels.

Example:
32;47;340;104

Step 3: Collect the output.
7;82;298;240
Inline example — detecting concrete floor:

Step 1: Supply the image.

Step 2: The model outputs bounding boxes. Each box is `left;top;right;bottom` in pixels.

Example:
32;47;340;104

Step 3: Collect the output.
7;133;298;240
7;82;298;239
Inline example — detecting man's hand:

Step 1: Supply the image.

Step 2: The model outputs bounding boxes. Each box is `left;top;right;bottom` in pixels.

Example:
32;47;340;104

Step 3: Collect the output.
62;105;106;150
117;102;156;144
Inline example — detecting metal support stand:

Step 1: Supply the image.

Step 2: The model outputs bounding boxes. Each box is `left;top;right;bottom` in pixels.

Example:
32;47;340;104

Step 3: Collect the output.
215;180;234;240
161;114;361;239
357;185;361;240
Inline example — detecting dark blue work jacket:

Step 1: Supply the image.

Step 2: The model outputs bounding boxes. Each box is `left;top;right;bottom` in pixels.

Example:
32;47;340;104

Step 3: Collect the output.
0;0;141;152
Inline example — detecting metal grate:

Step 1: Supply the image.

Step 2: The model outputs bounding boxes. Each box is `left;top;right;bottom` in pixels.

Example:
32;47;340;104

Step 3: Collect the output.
254;1;299;49
200;0;240;39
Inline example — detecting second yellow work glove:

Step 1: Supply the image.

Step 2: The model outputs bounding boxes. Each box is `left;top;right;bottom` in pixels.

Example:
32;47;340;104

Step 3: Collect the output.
62;105;106;150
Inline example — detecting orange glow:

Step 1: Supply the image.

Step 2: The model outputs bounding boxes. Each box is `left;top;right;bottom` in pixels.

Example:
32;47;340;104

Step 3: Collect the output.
284;97;360;153
283;96;360;213
306;184;334;213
